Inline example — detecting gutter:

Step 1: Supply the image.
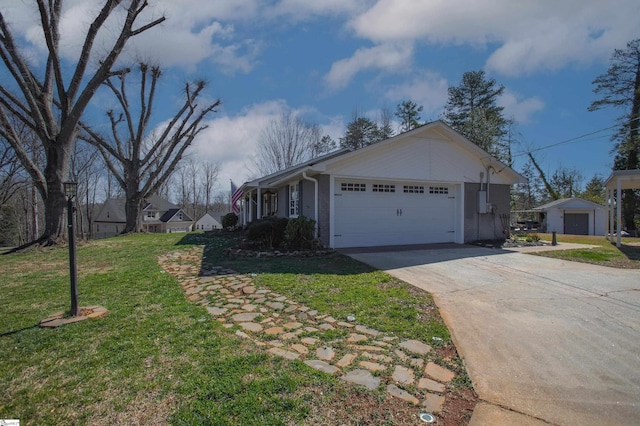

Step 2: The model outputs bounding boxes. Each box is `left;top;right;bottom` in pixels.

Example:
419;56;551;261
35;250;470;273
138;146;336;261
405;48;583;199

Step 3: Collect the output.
302;171;319;238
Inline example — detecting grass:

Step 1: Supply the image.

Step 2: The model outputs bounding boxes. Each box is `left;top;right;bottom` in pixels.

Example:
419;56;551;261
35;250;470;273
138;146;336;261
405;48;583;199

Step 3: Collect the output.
0;232;457;425
531;233;640;268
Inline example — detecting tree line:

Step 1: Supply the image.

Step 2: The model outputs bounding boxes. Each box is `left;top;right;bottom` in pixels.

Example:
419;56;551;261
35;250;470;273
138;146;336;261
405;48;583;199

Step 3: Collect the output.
1;1;638;246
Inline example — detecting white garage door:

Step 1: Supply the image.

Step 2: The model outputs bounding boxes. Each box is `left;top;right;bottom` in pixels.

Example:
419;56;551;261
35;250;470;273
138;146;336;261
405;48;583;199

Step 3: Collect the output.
333;180;456;248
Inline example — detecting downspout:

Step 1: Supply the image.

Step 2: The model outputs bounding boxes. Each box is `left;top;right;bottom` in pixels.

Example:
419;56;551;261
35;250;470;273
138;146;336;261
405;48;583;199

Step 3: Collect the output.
302;171;319;238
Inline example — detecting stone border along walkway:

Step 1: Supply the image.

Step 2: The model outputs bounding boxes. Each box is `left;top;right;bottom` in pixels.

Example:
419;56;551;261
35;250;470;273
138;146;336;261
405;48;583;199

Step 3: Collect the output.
158;247;456;414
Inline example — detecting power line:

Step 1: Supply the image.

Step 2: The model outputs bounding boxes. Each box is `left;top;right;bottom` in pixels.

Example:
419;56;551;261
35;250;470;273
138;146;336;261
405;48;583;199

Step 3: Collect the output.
512;115;640;158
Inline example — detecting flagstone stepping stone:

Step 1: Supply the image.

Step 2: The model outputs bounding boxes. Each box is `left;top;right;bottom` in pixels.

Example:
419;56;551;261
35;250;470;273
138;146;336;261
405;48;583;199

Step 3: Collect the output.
418;377;445;393
266;302;285;310
301;337;319;345
394;349;409;360
235;330;250;339
223;303;240;309
256;289;270;294
267;347;299;360
281;332;299;340
307;310;318;317
228;298;245;304
410;358;425;369
362;352;393;363
187;294;202;302
264;327;284;335
273;296;287;302
284;305;298;313
316;346;336;361
392;365;415;385
242;304;257;312
399;340;432;356
239;322;263;332
347;333;369;343
387;384;419;405
231;313;260;322
206;306;227;316
283;321;303;330
291;344;309;355
206;284;223;291
242;286;256;294
337;321;354;328
304;327;318;333
304;360;339;375
318;323;335;330
298;306;310;312
268;340;284;347
371;340;391;347
297;312;308;320
324;316;337;323
254;298;267;303
424;362;455;383
341;369;380;390
422;393;445;414
336;353;358;368
359;361;386;372
223;324;234;329
355;325;381;336
352;345;386;352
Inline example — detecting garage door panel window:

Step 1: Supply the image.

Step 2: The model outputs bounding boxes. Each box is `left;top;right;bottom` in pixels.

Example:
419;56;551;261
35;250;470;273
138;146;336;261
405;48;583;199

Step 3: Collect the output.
341;182;366;192
372;184;395;193
429;186;449;195
403;185;425;194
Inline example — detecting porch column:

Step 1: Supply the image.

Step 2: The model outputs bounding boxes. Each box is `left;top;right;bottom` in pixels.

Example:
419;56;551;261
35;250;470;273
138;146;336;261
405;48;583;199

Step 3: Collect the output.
608;188;614;242
248;190;253;223
616;178;622;247
257;187;262;219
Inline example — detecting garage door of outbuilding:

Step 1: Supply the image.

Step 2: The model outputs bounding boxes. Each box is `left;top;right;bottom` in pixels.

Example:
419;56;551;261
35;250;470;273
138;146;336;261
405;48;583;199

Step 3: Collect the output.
333;179;456;248
564;213;589;235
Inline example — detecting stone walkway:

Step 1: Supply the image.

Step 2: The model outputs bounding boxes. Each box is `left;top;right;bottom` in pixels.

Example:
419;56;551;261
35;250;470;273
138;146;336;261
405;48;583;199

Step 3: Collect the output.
158;247;456;413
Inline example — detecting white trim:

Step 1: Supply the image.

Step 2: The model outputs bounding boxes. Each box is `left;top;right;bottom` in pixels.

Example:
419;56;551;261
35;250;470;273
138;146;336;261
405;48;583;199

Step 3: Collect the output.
329;175;335;248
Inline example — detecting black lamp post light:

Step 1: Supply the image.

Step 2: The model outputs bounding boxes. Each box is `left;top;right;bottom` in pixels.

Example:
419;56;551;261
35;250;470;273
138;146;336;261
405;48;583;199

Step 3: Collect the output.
64;181;79;317
40;182;109;327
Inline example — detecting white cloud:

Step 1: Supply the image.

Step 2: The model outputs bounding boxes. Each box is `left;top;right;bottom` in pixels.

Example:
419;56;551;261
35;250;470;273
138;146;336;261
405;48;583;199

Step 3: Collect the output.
349;0;640;76
498;91;545;125
191;100;291;186
383;70;449;117
270;0;369;20
324;43;413;89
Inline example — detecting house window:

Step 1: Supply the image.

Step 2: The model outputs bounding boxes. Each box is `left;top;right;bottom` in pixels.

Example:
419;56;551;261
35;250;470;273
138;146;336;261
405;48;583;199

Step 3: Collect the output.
106;211;109;218
179;213;183;220
146;211;154;219
429;186;449;195
341;182;366;192
404;185;425;194
289;183;299;217
372;184;395;193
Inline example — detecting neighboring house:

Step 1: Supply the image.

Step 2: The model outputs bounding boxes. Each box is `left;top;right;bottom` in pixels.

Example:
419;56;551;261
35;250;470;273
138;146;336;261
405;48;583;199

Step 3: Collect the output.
195;212;222;231
534;198;606;236
239;120;525;249
94;194;193;238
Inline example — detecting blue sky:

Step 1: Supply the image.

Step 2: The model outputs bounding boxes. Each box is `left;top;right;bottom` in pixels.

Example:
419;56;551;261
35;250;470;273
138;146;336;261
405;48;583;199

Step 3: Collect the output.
2;0;640;196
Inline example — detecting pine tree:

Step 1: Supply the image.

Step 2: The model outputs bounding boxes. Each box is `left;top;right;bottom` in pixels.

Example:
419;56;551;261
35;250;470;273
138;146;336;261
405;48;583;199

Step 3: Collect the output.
395;100;423;133
443;71;509;161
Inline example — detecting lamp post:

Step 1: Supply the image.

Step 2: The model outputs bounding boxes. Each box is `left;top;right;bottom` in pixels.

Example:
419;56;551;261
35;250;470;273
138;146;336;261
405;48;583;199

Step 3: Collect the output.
64;181;79;317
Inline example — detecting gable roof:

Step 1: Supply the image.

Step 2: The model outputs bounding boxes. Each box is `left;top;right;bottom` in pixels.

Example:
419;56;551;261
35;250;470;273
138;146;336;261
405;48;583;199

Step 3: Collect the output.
95;198;127;223
535;197;605;211
144;194;179;211
196;212;222;225
160;208;193;222
244;120;525;188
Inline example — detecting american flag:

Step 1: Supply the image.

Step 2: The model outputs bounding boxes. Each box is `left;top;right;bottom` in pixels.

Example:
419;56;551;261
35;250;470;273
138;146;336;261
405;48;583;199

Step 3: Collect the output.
230;180;243;215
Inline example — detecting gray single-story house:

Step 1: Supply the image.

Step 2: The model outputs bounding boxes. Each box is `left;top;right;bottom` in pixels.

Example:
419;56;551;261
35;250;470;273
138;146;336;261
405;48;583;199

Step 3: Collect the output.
94;194;193;237
195;212;223;231
239;120;525;249
534;197;606;236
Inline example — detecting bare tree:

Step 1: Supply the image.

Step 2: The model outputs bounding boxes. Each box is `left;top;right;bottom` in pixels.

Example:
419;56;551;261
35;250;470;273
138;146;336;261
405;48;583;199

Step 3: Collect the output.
0;0;165;244
254;111;322;175
80;64;220;233
201;161;220;212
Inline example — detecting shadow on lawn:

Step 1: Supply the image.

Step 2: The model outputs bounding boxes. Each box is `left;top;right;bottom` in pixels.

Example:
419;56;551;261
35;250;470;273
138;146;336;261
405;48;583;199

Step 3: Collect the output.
617;243;640;261
174;232;511;275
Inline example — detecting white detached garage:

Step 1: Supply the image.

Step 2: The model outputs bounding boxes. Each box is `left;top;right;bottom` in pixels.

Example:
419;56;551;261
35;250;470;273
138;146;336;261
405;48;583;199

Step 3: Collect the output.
535;198;606;236
240;121;525;249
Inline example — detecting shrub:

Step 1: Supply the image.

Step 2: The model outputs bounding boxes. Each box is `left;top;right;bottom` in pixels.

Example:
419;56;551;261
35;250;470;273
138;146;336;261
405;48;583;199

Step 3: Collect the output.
245;217;289;249
222;213;239;229
285;215;317;250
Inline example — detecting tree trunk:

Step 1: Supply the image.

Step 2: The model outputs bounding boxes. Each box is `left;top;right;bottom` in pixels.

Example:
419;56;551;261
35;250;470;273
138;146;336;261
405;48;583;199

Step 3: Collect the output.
124;169;142;233
41;143;71;243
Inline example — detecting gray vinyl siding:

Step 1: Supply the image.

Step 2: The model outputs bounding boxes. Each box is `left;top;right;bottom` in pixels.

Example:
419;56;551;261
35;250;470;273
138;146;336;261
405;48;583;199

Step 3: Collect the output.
464;183;511;242
318;175;331;247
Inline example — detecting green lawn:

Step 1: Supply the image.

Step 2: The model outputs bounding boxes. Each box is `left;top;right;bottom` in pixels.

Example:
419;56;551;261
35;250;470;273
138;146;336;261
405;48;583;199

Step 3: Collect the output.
0;232;459;425
532;233;640;268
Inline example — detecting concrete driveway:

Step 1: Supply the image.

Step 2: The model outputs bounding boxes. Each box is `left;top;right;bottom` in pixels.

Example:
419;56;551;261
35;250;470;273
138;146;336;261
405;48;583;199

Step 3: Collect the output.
346;245;640;425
